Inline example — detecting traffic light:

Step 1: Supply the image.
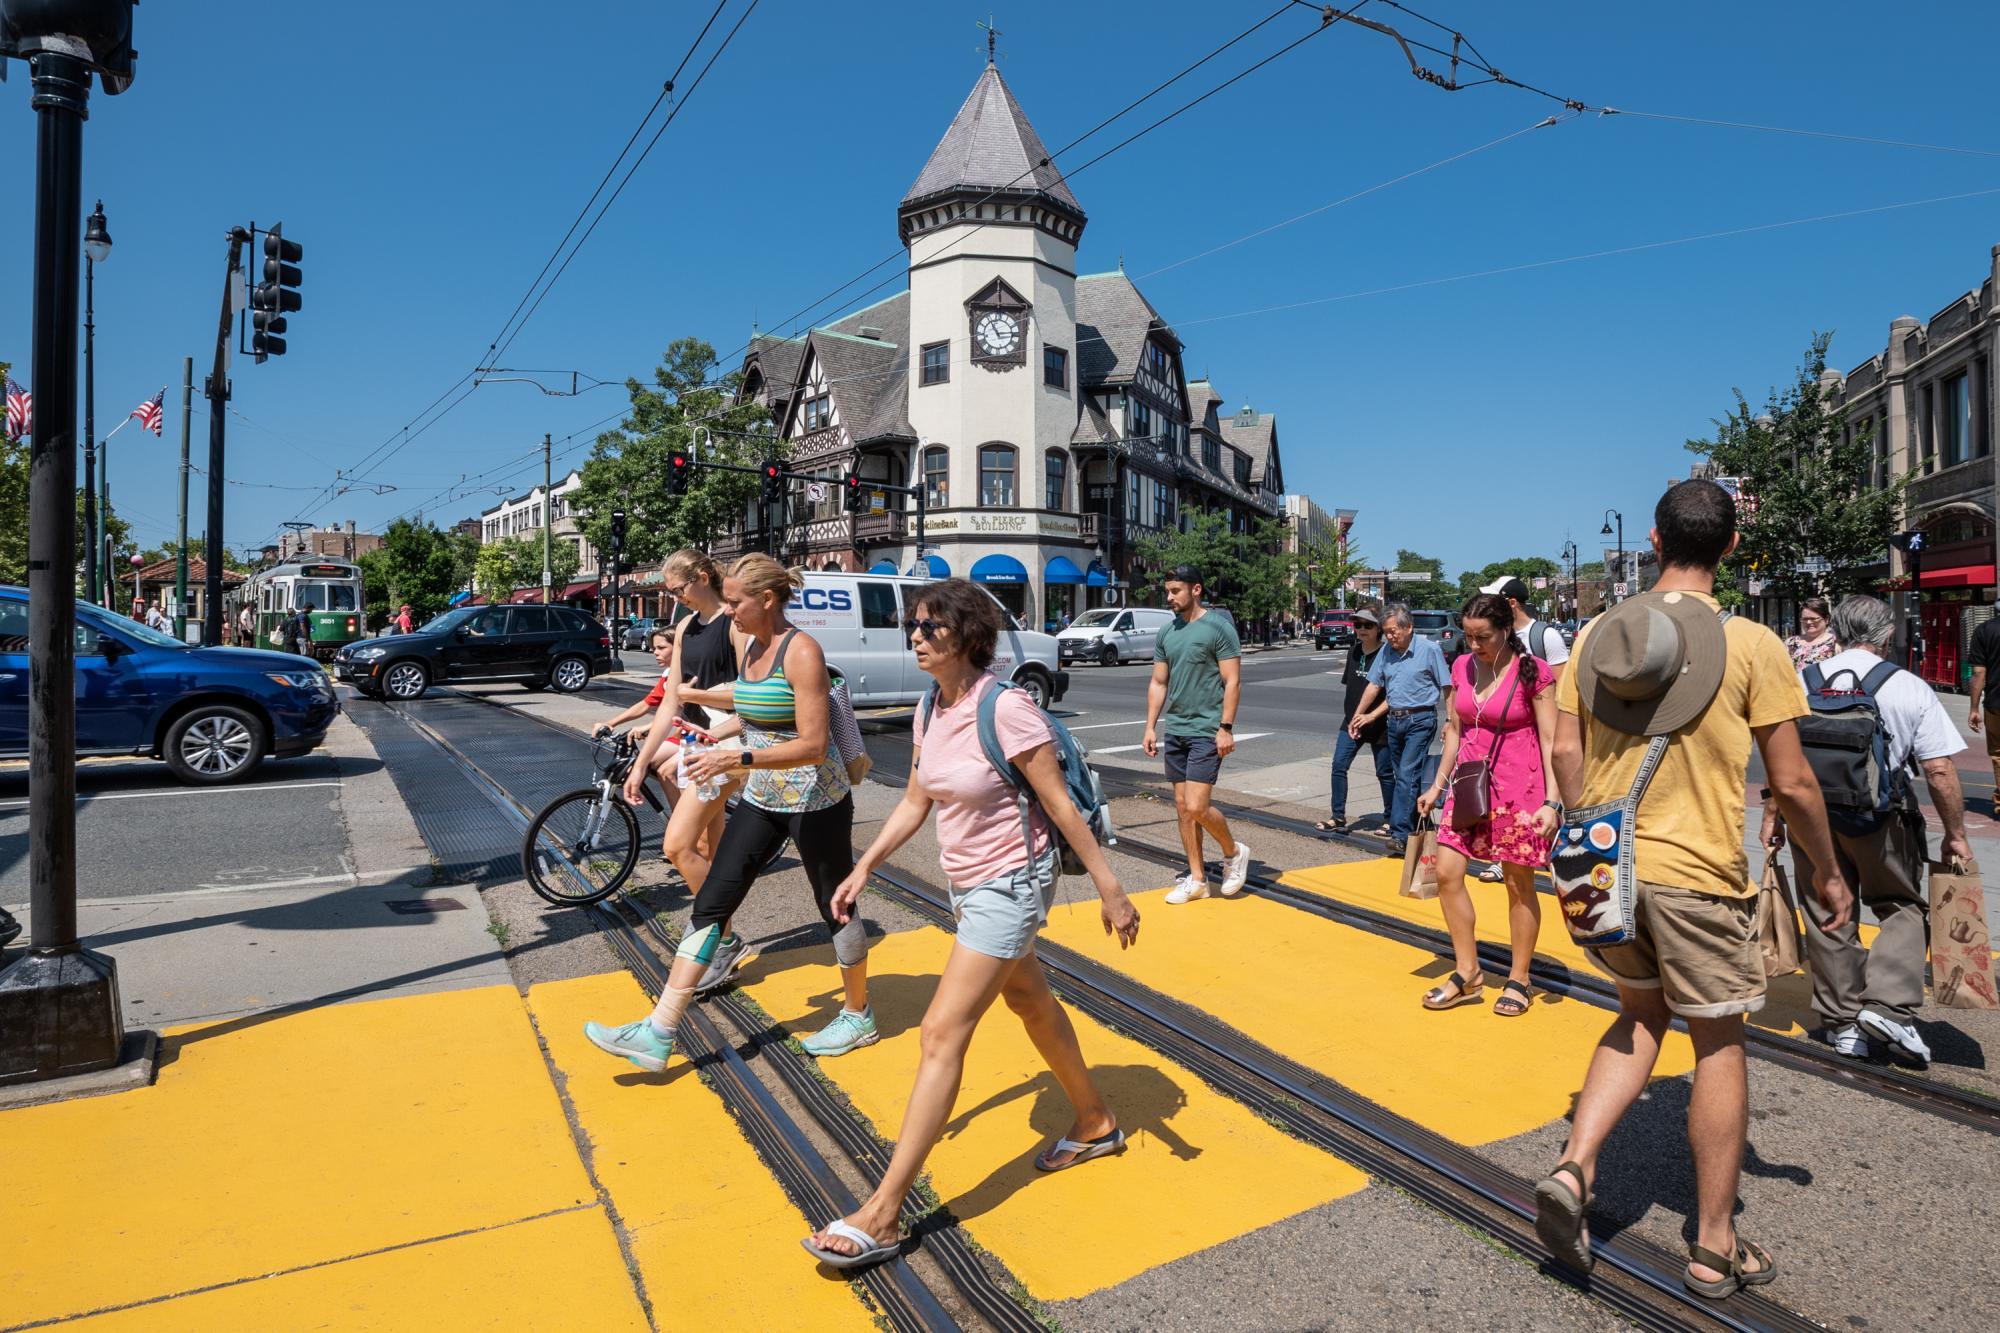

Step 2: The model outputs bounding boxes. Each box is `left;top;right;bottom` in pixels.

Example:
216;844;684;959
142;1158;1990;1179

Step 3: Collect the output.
609;509;627;551
1890;530;1926;553
844;471;866;514
252;222;303;361
667;450;691;496
761;461;784;505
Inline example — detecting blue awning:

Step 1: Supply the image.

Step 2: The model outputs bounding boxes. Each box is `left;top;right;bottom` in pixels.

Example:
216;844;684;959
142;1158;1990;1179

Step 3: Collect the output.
908;554;950;578
1085;560;1112;588
868;560;897;574
1044;555;1087;585
971;554;1028;584
448;589;473;606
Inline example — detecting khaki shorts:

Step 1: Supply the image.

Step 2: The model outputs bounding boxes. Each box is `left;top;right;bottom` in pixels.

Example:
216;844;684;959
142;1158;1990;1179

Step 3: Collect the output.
1585;880;1765;1019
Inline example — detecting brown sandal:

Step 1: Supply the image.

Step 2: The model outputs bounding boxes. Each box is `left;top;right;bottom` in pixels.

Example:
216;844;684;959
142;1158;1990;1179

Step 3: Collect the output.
1534;1161;1592;1272
1684;1237;1777;1298
1493;979;1533;1017
1422;970;1485;1010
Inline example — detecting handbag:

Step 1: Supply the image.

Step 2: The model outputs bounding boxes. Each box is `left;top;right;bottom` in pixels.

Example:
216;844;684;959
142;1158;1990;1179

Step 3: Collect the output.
1929;855;1998;1009
1447;664;1519;832
1549;733;1668;948
1754;849;1803;977
1398;816;1440;900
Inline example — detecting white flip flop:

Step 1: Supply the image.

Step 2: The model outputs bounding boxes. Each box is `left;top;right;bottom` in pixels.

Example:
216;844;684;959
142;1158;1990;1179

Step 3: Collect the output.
1034;1127;1127;1172
801;1218;901;1270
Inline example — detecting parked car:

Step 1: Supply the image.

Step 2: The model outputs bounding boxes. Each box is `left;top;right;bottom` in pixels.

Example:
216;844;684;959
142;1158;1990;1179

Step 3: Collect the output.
0;585;338;785
782;572;1068;709
618;617;662;650
1315;611;1357;651
1409;608;1466;661
1057;607;1173;666
334;603;617;700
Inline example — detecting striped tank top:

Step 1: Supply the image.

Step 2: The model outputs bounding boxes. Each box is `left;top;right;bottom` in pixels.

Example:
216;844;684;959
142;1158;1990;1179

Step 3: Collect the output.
735;629;849;813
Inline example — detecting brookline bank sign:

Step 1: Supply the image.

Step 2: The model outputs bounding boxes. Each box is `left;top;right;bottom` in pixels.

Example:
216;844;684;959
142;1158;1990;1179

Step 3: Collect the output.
920;511;1082;539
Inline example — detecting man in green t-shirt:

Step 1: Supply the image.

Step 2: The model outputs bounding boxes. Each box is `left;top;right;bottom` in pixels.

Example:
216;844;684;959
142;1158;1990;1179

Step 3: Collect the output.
1143;565;1251;904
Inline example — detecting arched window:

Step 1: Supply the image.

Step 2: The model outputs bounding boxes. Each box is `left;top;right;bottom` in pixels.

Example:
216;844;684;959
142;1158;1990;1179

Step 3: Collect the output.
1044;449;1068;510
979;444;1017;507
923;447;950;510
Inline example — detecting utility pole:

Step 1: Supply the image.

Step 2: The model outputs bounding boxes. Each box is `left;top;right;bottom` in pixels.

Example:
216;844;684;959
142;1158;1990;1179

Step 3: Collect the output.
174;356;192;640
542;432;553;607
202;228;248;646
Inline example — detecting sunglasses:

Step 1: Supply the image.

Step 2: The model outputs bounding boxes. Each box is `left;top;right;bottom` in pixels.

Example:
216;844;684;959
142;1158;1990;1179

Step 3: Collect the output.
902;618;947;639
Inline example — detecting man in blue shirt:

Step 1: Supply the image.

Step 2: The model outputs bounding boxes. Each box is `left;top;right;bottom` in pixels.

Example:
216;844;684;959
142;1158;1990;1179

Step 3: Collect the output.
1348;603;1452;853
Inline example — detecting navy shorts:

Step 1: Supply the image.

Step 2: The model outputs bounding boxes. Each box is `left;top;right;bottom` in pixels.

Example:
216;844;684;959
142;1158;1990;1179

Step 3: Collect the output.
1163;734;1222;785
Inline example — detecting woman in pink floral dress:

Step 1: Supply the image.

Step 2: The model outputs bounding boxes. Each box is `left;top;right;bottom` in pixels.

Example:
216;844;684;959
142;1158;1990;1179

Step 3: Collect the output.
1415;593;1560;1017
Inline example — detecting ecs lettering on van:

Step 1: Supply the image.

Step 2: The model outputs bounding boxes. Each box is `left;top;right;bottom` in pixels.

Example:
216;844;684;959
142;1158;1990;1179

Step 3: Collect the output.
785;587;855;627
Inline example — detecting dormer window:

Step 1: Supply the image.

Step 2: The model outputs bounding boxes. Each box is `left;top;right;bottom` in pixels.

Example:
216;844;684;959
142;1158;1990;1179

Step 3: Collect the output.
803;394;832;432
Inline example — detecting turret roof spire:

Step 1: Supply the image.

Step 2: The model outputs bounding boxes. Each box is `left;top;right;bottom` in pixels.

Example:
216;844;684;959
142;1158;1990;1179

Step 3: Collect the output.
901;63;1082;216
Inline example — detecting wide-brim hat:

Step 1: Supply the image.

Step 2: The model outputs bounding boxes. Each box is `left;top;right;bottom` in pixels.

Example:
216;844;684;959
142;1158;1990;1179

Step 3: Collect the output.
1350;606;1381;625
1574;590;1727;736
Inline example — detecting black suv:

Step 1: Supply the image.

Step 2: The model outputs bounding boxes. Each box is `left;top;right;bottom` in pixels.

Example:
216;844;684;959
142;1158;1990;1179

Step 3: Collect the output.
334;603;616;700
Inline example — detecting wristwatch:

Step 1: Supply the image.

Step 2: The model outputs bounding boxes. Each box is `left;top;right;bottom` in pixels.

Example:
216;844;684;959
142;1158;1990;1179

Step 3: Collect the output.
738;750;753;768
1219;722;1235;733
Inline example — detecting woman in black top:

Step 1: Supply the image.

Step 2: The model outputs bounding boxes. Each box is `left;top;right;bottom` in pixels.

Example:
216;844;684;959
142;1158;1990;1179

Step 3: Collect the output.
627;549;752;890
1320;607;1395;831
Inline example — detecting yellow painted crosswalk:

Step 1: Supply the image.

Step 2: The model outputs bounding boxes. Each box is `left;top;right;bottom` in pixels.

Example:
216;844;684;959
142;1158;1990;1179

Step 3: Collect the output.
736;927;1366;1300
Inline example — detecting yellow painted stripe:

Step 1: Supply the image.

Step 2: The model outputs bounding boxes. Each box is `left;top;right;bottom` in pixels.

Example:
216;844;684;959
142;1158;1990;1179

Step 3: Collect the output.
66;1207;648;1332
0;985;602;1328
1281;858;1828;1037
526;973;877;1333
1037;878;1698;1149
736;928;1365;1301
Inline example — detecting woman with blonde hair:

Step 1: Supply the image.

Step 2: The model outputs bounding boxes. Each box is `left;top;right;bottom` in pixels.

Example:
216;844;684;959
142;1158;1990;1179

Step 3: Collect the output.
586;553;874;1069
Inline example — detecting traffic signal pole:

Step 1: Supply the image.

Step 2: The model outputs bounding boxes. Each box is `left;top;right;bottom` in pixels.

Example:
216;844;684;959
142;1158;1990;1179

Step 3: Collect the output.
201;228;248;646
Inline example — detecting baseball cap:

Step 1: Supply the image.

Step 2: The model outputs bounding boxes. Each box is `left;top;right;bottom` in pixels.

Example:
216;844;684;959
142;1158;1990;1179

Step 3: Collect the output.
1480;576;1532;603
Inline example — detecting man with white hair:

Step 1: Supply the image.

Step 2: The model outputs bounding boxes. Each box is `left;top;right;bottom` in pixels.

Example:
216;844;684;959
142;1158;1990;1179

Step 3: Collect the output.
1763;594;1970;1068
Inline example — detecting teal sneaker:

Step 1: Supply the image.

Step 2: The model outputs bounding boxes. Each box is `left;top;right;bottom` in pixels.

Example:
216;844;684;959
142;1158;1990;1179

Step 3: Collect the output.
583;1018;675;1072
801;1008;879;1058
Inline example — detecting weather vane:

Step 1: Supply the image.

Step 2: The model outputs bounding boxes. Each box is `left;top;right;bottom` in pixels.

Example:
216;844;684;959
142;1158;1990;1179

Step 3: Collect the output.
976;14;1001;65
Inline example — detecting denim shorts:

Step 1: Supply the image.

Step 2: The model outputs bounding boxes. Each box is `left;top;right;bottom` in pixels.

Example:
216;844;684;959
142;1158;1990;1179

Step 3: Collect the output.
950;850;1058;960
1163;734;1222;785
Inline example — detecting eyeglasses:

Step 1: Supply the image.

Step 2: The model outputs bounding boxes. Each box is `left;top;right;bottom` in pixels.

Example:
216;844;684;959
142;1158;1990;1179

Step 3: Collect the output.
902;618;946;639
664;582;689;598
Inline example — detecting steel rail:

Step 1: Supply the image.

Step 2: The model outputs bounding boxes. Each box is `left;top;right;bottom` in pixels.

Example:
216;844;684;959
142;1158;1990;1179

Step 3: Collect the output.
861;861;1820;1333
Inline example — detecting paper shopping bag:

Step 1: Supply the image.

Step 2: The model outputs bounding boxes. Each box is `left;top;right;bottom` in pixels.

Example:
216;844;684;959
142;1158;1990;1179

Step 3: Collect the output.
1929;857;1997;1009
1754;851;1803;977
1399;818;1440;900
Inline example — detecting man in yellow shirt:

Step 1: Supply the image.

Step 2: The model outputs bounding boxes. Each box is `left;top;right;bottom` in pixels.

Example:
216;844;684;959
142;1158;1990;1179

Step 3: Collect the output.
1535;480;1852;1300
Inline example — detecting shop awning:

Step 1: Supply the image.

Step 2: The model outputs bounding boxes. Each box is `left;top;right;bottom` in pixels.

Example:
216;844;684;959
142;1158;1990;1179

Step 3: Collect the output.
869;560;898;574
909;554;950;578
1085;560;1112;588
971;554;1028;583
1044;555;1087;585
1880;563;1996;591
448;590;473;607
509;588;544;603
560;580;598;600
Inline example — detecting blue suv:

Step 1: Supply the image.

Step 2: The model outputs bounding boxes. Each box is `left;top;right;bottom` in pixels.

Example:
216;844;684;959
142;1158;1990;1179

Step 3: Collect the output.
0;587;338;785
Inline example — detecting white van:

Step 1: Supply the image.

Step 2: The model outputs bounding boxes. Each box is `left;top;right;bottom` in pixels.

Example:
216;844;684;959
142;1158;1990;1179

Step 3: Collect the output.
783;572;1069;709
1057;606;1174;666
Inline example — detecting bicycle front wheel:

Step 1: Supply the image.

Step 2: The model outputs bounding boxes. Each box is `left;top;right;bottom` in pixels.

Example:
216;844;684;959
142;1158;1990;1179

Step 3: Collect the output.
522;787;642;907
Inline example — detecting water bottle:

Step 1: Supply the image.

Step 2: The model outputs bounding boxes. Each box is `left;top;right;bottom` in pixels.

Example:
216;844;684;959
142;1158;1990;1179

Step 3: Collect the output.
676;719;725;802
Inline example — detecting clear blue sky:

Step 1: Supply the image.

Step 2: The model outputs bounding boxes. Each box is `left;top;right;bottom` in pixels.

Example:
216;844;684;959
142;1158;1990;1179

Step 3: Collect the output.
5;1;1998;579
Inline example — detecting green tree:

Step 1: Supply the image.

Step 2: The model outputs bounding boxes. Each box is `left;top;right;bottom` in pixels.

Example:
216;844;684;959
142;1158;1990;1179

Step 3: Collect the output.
1686;332;1908;601
568;338;778;561
355;518;476;627
0;395;133;586
1389;548;1458;610
1456;555;1561;602
1296;528;1370;612
470;532;580;598
1132;511;1294;626
137;538;245;572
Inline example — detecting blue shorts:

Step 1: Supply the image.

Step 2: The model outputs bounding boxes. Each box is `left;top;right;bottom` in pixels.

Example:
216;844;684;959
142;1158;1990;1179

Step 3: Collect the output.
950;850;1058;960
1163;734;1222;785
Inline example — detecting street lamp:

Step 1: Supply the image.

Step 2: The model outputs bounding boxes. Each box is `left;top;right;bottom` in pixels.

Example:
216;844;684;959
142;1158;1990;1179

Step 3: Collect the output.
1601;509;1625;604
1560;539;1578;621
83;199;110;608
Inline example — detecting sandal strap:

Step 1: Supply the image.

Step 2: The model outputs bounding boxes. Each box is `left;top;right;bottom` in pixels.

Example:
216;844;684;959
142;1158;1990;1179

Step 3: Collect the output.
1688;1242;1736;1276
1549;1160;1588;1203
1500;979;1532;997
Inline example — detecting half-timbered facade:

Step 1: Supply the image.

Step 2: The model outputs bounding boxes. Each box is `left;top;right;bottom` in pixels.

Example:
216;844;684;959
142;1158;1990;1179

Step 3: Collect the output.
732;59;1286;624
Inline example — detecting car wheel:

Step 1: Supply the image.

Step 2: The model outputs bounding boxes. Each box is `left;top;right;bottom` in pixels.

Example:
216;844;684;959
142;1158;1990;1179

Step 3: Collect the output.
163;705;266;785
1098;642;1118;667
382;660;430;700
1016;670;1052;710
550;654;592;693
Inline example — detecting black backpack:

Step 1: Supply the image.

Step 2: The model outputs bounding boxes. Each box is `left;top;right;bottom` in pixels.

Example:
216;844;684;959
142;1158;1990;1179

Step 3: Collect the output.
1797;660;1910;835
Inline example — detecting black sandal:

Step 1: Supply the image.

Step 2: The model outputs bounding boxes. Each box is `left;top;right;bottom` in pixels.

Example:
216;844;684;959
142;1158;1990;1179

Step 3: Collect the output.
1493;979;1533;1017
1422;970;1485;1010
1684;1237;1777;1298
1314;818;1347;833
1534;1161;1593;1272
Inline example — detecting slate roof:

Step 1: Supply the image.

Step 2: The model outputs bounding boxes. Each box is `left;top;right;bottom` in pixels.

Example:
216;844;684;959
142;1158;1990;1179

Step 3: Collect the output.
741;334;804;408
807;294;914;445
1185;379;1223;434
902;63;1083;217
1070;393;1116;446
1075;271;1180;387
1218;407;1278;487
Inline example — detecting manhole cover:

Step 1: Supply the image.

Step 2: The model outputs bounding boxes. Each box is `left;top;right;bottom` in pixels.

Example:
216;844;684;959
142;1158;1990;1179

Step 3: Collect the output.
385;898;466;915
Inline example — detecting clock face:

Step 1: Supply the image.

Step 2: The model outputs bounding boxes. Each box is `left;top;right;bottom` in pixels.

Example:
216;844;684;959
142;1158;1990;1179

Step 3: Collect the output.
974;310;1021;358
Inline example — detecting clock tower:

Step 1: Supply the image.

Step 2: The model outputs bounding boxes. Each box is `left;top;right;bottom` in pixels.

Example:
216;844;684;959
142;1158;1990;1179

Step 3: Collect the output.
899;59;1086;518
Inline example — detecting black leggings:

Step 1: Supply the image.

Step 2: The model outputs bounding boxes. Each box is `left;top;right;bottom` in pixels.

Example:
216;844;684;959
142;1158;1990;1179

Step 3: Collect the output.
692;795;856;945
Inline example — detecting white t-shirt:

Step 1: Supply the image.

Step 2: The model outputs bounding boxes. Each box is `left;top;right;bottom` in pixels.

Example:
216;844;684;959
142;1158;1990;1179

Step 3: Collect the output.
1518;617;1570;666
1811;647;1966;770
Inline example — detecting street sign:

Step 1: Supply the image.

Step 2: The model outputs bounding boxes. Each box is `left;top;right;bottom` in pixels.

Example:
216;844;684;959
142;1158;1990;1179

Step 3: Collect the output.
1613;582;1629;597
1532;577;1548;589
1747;579;1766;596
805;482;827;503
1794;556;1830;575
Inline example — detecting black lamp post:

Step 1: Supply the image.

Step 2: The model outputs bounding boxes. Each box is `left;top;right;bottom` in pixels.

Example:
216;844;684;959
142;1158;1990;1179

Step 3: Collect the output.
1560;539;1578;620
82;198;109;608
1601;509;1625;604
0;0;140;1087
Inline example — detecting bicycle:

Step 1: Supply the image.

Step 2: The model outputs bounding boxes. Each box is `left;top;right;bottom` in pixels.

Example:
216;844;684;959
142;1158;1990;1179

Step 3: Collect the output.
522;731;660;907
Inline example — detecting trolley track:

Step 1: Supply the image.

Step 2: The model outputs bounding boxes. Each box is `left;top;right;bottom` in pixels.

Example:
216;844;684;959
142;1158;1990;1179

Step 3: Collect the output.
859;863;1812;1333
374;694;1041;1333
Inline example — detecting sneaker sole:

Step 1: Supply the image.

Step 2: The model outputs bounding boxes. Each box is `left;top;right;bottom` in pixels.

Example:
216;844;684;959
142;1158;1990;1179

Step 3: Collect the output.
583;1027;669;1073
804;1029;880;1059
1165;891;1210;904
1856;1012;1930;1067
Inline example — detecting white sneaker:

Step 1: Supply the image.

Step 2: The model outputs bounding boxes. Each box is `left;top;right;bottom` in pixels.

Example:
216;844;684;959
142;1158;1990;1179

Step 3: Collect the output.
1219;843;1252;897
1165;874;1211;905
1826;1023;1868;1059
1856;1010;1931;1068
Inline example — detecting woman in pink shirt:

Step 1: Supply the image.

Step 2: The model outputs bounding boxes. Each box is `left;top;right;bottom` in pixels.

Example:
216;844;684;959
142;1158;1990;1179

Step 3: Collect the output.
804;578;1140;1270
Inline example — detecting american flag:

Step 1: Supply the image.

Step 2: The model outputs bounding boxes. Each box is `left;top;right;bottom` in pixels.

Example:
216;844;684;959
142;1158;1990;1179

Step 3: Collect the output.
3;378;29;440
131;388;165;436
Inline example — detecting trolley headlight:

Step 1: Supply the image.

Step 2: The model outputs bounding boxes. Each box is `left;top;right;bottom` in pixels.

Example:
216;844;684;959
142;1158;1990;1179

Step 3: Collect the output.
266;671;325;690
351;645;387;661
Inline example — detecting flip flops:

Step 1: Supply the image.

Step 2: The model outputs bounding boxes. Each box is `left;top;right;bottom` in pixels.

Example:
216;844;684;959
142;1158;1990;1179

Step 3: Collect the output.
1534;1161;1593;1273
1684;1237;1777;1298
1034;1127;1127;1172
801;1218;902;1270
